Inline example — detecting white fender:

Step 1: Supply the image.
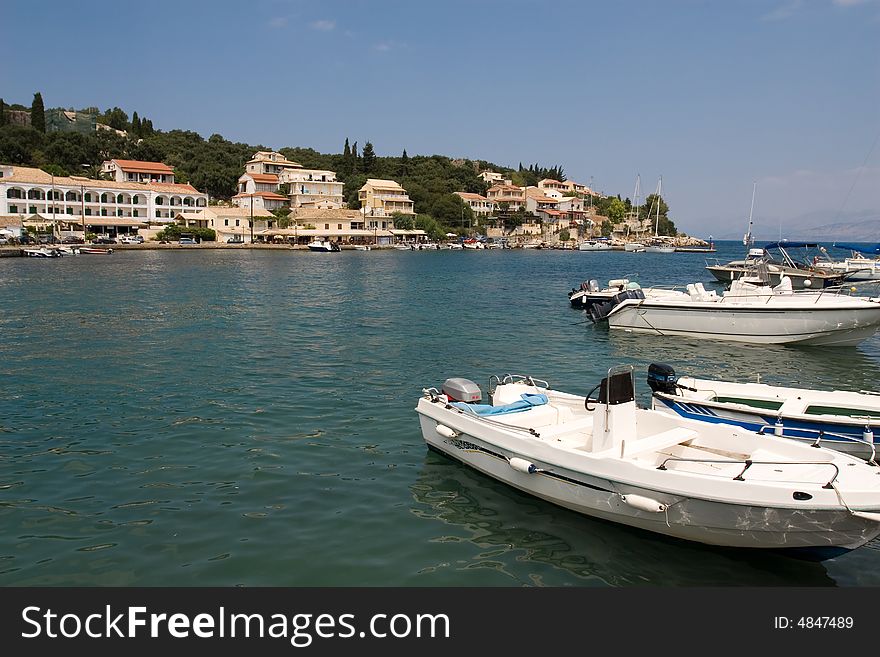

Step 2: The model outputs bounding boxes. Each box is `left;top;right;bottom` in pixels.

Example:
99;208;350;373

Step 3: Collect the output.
621;494;668;513
509;457;537;474
436;424;458;439
852;511;880;523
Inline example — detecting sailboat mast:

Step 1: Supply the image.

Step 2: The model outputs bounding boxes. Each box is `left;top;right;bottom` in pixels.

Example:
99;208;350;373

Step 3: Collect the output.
743;181;756;247
654;176;662;237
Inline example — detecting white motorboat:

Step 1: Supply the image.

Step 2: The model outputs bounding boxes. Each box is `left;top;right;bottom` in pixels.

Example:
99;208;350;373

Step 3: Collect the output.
589;276;880;346
416;367;880;556
307;239;340;252
578;240;612;251
646;363;880;460
22;247;63;257
624;242;645;252
353;245;371;251
644;240;675;254
568;278;644;309
814;243;880;281
706;242;847;289
79;246;113;255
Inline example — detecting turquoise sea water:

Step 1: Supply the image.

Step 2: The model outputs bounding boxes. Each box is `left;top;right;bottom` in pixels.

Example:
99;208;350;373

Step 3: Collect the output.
1;242;880;587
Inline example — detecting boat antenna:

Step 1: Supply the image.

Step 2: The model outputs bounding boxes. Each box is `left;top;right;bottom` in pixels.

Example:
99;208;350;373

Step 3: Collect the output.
743;181;756;248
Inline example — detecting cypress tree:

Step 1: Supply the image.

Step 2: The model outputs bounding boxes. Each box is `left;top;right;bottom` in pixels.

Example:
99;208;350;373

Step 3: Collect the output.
0;98;6;126
342;138;351;176
31;92;46;133
361;141;376;174
131;111;141;137
351;141;358;173
400;148;408;177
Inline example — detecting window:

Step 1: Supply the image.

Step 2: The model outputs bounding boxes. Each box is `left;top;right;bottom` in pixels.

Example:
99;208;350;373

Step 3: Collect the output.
268;221;273;229
8;204;17;213
67;207;73;215
29;206;37;214
117;194;124;204
235;219;239;227
133;210;138;217
132;195;140;204
156;196;165;205
84;193;92;202
325;224;329;230
338;224;342;230
155;209;161;218
86;209;92;216
101;209;107;216
224;219;229;226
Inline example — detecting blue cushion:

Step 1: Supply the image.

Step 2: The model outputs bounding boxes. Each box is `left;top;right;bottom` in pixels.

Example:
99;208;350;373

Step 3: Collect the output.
452;393;549;416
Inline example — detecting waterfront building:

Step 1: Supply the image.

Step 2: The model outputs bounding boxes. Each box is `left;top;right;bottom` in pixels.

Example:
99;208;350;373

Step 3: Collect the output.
259;208;425;246
176;206;274;243
279;168;344;210
358;179;414;217
454;192;495;217
538;178;567;193
486;184;525;210
0;166;208;232
102;159;176;184
233;151;344;212
524;191;560;216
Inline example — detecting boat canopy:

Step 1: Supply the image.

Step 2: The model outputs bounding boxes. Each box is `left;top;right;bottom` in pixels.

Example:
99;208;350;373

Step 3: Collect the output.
763;241;822;250
832;242;880;255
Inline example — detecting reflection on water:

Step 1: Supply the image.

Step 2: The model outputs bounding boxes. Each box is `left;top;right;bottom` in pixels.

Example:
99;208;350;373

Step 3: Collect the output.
410;451;836;587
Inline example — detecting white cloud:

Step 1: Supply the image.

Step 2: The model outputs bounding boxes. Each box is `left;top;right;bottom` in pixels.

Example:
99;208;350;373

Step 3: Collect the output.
761;0;804;21
310;19;336;31
268;16;288;29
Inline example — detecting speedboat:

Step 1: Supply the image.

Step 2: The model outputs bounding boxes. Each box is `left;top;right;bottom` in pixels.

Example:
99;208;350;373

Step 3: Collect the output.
22;247;63;257
706;242;847;289
579;240;612;251
568;278;643;310
624;242;645;252
79;247;113;255
415;366;880;556
588;276;880;346
646;363;880;460
307;239;340;252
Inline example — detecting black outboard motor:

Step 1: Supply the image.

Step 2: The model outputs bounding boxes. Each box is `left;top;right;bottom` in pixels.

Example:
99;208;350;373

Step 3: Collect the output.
587;289;645;323
646;363;678;395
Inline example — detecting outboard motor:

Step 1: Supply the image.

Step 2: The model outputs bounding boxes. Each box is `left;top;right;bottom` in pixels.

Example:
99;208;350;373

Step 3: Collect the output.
587;289;645;323
442;377;482;403
646;363;678;395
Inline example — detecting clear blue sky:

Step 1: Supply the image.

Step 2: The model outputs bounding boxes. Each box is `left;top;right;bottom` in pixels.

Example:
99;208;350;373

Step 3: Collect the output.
2;0;879;236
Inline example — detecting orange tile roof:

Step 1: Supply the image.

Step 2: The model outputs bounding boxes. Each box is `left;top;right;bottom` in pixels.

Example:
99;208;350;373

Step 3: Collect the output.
1;166;202;195
246;173;280;184
112;159;174;174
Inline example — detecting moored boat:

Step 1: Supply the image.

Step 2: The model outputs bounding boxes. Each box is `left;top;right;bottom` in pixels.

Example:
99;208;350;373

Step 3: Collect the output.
588;276;880;346
79;247;113;254
646;363;880;460
416;367;880;556
578;239;612;251
706;242;848;289
307;239;340;252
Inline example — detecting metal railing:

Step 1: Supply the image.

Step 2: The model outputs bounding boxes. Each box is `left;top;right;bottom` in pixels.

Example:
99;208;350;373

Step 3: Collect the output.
656;456;841;488
756;425;877;465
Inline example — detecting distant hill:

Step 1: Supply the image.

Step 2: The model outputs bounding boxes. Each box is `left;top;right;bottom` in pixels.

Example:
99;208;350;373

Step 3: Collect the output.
795;217;880;242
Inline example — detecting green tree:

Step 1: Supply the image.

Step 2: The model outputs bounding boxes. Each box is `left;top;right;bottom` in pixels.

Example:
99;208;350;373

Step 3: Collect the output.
361;141;376;174
31;92;45;133
601;220;612;237
390;211;414;230
0;98;6;127
606;197;626;223
399;148;409;177
131;111;141;137
102;107;129;131
559;229;571;242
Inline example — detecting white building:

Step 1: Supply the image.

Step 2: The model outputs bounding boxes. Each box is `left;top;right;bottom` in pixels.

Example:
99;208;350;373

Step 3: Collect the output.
480;171;504;185
0;165;208;231
279;168;344;209
177;206;275;243
358;179;415;217
102;159;176;184
234;151;344;211
454;192;494;217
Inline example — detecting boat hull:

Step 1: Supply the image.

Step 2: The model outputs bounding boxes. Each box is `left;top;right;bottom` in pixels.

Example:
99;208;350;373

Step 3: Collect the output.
417;411;880;553
606;301;880;346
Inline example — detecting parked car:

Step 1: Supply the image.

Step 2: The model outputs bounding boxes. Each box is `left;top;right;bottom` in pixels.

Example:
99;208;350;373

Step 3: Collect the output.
119;235;144;244
94;237;117;244
62;236;85;244
18;234;35;244
179;237;197;245
227;237;244;244
0;237;8;245
38;235;59;245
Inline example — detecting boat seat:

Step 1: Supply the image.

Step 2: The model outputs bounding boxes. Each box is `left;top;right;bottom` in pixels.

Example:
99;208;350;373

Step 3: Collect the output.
535;416;595;441
620;427;698;458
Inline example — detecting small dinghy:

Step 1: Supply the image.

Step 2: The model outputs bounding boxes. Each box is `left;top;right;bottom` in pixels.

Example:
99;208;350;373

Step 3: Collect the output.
416;367;880;557
647;363;880;460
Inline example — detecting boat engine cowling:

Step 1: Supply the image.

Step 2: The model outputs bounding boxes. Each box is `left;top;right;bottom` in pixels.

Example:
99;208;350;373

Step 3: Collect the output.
647;363;678;395
442;378;482;403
